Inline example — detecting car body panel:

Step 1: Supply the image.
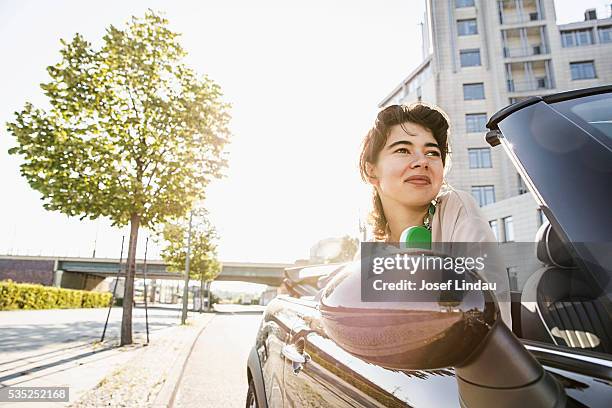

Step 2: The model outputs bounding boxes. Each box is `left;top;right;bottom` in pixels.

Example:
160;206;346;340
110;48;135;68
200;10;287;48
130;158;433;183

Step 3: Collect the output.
248;345;269;408
256;298;296;407
268;295;612;407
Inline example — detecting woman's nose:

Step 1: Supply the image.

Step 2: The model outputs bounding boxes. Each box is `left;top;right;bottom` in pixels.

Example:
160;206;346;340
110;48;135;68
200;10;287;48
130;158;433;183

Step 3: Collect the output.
409;152;428;168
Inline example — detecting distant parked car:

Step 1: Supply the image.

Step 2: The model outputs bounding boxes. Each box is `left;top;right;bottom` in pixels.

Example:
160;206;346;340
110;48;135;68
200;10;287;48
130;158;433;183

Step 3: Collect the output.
246;85;612;407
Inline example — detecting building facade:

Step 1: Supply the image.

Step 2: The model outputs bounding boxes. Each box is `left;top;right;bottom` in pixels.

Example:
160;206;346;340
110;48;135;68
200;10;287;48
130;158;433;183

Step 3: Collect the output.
379;0;612;244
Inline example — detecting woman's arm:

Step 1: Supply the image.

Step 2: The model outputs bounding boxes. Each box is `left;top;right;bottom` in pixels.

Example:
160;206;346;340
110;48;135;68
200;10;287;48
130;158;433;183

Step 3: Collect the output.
447;191;513;328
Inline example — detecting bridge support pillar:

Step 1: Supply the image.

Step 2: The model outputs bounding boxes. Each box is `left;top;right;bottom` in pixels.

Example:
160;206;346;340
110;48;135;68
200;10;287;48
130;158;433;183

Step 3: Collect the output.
53;269;63;287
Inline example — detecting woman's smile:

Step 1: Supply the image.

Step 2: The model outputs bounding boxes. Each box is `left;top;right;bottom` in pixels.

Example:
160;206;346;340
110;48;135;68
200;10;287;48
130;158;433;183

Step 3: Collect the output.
404;175;431;186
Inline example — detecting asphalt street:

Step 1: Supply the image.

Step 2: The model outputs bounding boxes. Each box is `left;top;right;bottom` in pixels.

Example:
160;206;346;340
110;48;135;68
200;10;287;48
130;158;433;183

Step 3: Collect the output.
0;305;190;355
174;304;265;408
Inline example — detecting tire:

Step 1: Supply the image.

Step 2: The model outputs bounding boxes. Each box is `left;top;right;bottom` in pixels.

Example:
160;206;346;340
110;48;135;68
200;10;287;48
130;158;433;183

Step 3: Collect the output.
246;379;258;408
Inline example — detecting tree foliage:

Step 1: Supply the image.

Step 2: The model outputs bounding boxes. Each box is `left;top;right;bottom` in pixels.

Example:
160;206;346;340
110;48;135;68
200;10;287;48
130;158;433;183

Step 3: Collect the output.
7;10;230;226
328;235;359;263
159;208;221;282
6;10;230;344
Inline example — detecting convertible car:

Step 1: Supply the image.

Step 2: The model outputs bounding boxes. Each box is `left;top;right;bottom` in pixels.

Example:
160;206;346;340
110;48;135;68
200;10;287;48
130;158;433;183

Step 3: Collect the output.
246;85;612;407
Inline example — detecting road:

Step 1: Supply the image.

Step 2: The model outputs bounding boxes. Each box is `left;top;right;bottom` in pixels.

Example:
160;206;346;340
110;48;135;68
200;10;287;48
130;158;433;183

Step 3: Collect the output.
0;304;192;355
174;304;265;408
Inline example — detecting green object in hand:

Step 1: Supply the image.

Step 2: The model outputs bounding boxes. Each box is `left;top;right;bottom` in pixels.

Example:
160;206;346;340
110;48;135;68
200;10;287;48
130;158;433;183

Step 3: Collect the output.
400;226;432;250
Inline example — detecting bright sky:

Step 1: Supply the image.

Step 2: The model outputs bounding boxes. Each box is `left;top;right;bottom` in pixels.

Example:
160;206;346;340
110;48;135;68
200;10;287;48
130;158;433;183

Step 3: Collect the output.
0;0;608;267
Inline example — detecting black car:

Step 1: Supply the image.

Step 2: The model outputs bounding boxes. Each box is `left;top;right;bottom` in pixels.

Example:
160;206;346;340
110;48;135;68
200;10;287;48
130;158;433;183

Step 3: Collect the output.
246;85;612;407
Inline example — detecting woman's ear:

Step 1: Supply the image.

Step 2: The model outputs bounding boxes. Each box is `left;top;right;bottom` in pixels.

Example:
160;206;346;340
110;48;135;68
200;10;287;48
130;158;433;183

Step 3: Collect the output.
365;162;379;186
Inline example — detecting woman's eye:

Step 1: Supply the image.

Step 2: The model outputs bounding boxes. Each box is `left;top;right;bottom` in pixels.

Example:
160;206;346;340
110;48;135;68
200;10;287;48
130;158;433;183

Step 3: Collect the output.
426;151;441;157
395;148;410;154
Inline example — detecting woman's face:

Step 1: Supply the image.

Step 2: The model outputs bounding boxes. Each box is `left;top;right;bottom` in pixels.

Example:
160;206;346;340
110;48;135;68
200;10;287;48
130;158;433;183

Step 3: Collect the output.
368;121;444;208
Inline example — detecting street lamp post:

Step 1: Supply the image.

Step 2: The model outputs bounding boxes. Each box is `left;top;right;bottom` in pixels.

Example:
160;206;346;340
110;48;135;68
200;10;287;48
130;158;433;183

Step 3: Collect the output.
180;210;193;325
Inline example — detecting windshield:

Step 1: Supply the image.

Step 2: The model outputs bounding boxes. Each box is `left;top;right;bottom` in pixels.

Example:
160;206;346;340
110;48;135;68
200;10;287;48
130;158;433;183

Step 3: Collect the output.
496;96;612;294
552;92;612;149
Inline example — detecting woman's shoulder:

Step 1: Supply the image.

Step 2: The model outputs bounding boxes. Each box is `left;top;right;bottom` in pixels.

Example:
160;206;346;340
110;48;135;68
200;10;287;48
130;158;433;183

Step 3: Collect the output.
432;188;495;242
437;188;481;217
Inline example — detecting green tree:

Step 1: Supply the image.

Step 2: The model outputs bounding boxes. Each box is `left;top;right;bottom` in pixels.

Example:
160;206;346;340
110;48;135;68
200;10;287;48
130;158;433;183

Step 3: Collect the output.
160;207;221;282
328;235;359;263
6;11;230;345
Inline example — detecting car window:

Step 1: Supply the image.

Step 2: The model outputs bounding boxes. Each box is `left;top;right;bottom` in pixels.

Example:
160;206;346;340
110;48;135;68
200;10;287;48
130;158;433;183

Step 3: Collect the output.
552;92;612;148
569;97;612;139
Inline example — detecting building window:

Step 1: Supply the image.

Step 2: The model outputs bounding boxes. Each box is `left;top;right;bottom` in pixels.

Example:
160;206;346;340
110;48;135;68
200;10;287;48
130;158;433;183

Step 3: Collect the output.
463;83;485;100
471;185;495;207
561;29;594;47
570;61;596;80
456;0;475;7
468;148;492;168
457;19;478;36
466;113;488;132
536;76;548;89
503;216;515;242
560;31;573;47
489;220;500;242
598;26;612;43
507;267;519;291
460;49;481;67
518;173;528;194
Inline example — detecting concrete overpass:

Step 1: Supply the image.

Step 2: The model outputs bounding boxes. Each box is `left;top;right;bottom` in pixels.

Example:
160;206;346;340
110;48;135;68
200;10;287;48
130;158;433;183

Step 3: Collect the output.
0;255;293;290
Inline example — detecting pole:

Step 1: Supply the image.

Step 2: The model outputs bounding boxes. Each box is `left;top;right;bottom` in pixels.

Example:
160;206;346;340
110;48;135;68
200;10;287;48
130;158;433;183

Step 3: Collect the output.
181;210;193;325
207;281;212;312
359;217;367;242
199;271;204;313
142;236;150;344
92;218;100;258
101;236;125;342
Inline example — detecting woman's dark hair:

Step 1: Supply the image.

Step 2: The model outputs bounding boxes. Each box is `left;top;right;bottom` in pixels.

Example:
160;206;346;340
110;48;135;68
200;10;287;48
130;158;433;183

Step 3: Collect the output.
359;102;451;241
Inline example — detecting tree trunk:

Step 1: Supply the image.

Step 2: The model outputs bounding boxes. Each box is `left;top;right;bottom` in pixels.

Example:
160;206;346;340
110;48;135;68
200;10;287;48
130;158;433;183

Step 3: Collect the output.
199;274;204;313
121;213;140;346
207;281;212;312
149;279;157;303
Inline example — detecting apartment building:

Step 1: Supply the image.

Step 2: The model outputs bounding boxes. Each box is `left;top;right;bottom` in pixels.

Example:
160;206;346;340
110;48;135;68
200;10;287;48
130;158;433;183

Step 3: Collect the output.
379;0;612;247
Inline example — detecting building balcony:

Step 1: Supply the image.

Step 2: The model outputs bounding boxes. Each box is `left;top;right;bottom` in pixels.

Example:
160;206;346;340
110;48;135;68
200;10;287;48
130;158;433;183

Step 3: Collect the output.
507;77;552;92
503;43;548;58
498;0;544;25
500;12;542;25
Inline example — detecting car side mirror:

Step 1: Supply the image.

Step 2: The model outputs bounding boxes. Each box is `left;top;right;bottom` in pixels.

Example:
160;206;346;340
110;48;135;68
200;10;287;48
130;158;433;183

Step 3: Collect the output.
319;253;565;408
318;252;497;370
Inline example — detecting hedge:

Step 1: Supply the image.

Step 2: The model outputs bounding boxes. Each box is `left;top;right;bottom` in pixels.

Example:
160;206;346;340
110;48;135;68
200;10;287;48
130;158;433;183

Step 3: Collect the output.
0;280;112;310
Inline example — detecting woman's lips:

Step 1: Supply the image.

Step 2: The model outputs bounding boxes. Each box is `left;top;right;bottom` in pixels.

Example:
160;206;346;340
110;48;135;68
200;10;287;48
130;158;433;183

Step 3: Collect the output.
404;175;431;186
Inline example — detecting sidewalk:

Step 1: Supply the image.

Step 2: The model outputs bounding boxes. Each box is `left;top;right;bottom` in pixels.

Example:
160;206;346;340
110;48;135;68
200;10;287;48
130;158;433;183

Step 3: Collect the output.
70;312;215;408
0;311;215;408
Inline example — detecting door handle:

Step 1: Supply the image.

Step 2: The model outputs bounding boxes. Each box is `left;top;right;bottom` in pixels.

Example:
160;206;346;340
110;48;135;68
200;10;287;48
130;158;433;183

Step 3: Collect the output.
282;344;310;374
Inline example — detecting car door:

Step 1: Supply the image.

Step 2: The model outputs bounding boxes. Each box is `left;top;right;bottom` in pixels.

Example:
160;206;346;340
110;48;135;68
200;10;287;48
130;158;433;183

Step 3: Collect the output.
281;297;461;408
278;290;612;407
280;297;353;407
257;297;299;407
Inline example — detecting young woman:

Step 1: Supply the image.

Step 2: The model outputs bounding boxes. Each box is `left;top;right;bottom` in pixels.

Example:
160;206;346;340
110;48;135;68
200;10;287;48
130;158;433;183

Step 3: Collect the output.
359;103;511;326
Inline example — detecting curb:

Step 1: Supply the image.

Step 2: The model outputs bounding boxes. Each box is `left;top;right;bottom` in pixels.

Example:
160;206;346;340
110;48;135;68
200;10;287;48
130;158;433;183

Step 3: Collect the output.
151;313;215;408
